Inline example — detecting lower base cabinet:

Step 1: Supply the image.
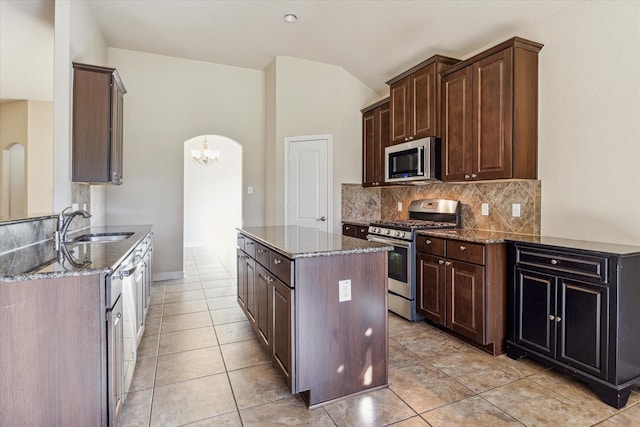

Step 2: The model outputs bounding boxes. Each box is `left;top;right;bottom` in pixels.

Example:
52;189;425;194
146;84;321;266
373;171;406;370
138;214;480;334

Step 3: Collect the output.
507;240;640;408
416;235;507;355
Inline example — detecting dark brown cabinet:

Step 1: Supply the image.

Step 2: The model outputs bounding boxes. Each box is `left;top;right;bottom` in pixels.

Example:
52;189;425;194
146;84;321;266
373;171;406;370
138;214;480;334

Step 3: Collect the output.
236;234;294;385
387;56;459;144
342;222;369;240
440;38;542;182
507;240;640;408
362;98;390;186
72;62;126;184
416;235;507;355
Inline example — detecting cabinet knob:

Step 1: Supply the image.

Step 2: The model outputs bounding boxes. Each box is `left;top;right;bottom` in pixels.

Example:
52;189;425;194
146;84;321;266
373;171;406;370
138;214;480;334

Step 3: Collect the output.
258;248;266;253
460;245;466;251
465;175;471;179
274;259;282;265
445;261;452;266
438;260;445;265
113;312;122;320
555;316;562;323
345;226;351;230
549;315;555;321
551;259;558;265
426;239;432;244
409;136;414;140
471;173;477;178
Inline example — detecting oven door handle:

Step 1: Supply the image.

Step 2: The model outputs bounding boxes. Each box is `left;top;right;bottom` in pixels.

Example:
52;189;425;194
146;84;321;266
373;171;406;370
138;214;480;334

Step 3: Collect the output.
367;235;412;248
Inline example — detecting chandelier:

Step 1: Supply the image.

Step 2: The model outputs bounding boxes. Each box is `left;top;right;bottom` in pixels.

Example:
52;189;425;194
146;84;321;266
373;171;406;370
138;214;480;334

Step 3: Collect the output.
191;136;220;165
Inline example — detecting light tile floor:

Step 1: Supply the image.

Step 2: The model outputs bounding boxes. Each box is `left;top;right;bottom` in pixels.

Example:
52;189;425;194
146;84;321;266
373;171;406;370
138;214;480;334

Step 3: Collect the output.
118;247;640;426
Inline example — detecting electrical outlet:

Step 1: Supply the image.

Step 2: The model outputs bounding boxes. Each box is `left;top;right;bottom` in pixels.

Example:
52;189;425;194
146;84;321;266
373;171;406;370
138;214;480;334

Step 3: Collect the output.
512;203;521;217
339;279;351;302
247;186;253;195
481;203;489;216
397;202;402;211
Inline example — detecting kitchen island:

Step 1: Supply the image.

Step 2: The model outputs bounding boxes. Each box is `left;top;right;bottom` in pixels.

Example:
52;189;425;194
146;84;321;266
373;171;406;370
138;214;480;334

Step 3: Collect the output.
236;226;392;408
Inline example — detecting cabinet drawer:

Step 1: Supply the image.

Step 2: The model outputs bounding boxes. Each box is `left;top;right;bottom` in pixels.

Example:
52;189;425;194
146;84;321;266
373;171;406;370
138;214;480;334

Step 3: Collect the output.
255;243;270;267
355;226;369;240
270;252;294;287
516;246;608;283
416;235;445;256
342;224;356;237
243;237;256;258
446;240;485;265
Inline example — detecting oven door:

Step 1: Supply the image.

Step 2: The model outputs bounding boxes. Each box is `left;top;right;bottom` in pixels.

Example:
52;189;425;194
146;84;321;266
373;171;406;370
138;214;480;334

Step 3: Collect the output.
367;235;413;298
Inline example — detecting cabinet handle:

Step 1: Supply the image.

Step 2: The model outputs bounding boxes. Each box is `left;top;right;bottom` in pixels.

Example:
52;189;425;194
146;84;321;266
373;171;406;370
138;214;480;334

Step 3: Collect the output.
258;248;266;253
438;260;445;265
113;312;122;319
345;226;351;230
550;259;558;265
426;239;432;244
459;245;466;251
465;174;471;179
549;315;555;321
471;173;477;178
274;259;282;265
445;261;452;266
246;241;254;246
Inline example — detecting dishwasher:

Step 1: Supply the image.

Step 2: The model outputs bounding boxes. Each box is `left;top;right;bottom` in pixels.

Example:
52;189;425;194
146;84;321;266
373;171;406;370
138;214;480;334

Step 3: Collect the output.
114;251;144;395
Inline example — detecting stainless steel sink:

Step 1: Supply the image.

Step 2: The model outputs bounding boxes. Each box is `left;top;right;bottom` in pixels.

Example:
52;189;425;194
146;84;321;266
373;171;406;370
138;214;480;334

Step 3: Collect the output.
70;232;134;243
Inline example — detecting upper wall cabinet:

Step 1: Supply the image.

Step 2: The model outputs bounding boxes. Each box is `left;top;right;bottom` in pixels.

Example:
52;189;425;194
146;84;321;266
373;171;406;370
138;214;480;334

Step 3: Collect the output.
362;98;390;187
387;55;459;144
72;63;127;185
440;38;543;182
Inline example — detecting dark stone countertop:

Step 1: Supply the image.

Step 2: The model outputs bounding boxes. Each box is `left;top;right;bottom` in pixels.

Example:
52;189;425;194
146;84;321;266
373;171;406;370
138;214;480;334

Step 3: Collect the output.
0;225;153;282
239;226;392;259
416;228;640;256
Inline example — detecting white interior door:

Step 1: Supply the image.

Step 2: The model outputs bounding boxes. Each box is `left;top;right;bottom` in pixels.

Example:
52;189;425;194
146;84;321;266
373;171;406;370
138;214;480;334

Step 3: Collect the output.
285;135;332;233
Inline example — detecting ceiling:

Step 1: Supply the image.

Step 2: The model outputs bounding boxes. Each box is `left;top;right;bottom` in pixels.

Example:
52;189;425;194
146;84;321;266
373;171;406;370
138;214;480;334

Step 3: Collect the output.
87;0;575;95
1;0;576;102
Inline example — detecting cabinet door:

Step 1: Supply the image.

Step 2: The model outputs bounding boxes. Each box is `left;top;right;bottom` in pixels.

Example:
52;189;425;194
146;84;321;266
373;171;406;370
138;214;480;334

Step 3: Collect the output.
272;278;294;391
416;253;446;325
362;109;376;186
447;260;484;343
245;257;256;323
514;268;556;358
236;249;247;312
255;264;271;350
110;81;124;184
376;103;390;184
390;76;411;144
558;278;608;379
472;48;513;180
108;296;124;425
412;63;438;138
441;66;473;181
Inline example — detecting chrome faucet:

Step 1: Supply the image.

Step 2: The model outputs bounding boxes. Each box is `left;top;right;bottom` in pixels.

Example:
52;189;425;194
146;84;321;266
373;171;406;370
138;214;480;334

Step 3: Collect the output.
54;206;92;250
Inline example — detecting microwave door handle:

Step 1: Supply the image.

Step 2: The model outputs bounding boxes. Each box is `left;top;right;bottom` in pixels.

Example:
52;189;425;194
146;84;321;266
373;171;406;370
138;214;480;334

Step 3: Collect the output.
418;146;424;175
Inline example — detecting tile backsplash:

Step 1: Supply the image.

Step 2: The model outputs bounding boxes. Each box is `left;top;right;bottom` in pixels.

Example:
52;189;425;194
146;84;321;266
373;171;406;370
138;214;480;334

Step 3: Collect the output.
342;179;541;235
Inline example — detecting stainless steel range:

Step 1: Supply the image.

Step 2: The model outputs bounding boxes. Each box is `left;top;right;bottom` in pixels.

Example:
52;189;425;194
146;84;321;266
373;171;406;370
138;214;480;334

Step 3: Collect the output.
367;199;461;321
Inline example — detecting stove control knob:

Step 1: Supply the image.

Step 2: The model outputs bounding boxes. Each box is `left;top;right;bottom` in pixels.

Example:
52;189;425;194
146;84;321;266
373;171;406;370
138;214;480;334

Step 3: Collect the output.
400;232;406;238
385;229;391;235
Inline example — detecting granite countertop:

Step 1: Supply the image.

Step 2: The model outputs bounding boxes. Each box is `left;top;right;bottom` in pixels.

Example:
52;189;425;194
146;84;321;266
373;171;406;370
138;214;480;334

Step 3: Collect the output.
341;220;371;227
416;228;640;256
0;225;153;282
239;226;392;258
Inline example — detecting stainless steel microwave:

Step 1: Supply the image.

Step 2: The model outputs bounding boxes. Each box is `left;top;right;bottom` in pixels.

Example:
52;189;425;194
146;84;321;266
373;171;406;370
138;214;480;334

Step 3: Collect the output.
385;137;441;183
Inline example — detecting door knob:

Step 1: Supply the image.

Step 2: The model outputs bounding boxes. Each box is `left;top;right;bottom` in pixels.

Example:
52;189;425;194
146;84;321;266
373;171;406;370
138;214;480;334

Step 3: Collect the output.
317;216;326;221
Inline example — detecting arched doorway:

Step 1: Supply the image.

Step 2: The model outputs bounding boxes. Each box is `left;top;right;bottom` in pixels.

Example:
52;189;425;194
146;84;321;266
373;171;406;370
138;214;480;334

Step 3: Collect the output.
183;135;242;270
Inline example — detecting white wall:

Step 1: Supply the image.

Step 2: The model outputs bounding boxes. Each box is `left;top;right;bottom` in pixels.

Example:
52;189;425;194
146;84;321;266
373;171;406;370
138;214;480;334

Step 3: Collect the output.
27;101;53;215
106;49;265;278
515;1;640;245
267;56;378;233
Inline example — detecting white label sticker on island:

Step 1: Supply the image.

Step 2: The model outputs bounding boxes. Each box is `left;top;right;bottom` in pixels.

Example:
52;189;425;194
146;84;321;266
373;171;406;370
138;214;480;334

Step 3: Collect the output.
339;279;352;302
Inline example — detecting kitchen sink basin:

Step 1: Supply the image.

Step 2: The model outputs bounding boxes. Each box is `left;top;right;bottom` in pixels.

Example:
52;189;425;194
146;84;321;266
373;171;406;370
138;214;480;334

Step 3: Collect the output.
70;232;134;243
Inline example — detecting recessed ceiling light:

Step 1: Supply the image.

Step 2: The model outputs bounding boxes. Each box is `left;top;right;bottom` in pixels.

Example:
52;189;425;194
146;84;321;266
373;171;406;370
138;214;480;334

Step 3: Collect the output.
283;13;298;23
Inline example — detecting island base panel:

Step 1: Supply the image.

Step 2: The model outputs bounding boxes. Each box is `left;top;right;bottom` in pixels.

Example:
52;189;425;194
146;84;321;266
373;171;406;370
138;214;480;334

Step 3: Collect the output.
296;251;388;407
